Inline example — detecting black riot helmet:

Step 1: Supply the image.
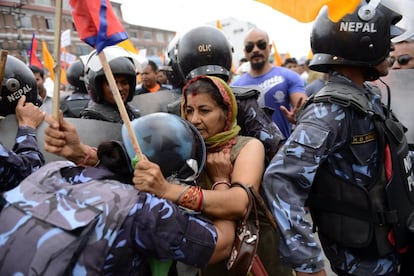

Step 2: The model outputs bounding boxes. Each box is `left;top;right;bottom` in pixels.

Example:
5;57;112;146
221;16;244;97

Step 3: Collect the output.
309;0;402;80
1;55;40;116
165;33;185;88
175;25;233;83
66;60;88;94
122;112;206;183
85;46;140;103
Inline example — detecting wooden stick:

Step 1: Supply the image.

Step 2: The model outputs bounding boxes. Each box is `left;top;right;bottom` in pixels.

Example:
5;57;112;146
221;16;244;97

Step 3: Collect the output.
0;50;8;86
98;51;143;159
52;0;63;119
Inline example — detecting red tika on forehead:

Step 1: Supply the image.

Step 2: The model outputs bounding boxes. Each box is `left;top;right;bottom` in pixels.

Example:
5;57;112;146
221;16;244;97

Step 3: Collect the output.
190;91;198;97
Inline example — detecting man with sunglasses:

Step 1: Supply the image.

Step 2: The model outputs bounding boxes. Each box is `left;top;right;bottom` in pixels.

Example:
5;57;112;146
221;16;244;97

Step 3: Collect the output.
389;37;414;69
231;28;307;138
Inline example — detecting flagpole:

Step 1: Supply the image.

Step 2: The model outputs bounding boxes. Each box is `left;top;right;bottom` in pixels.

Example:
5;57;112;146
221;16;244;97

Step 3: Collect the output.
0;50;8;86
52;0;63;119
98;52;143;159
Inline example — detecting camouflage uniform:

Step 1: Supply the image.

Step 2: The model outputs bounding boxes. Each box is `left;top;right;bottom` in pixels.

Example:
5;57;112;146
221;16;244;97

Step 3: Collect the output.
0;161;216;275
0;125;44;192
262;75;400;275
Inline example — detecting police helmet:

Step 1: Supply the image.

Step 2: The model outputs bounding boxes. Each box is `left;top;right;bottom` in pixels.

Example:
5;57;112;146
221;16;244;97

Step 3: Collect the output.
175;25;233;83
0;55;39;116
310;1;402;80
165;33;185;88
66;60;88;94
85;48;137;103
122;113;206;183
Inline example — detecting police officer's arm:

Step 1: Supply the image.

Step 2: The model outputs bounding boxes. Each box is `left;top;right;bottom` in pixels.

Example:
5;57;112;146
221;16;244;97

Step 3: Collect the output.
15;96;45;129
44;111;99;166
0;96;45;192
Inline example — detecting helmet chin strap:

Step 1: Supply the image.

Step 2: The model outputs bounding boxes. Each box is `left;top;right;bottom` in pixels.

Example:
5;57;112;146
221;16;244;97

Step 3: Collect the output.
367;0;381;9
378;77;392;119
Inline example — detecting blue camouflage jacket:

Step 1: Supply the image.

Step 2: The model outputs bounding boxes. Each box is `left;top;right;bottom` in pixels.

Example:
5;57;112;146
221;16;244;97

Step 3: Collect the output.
67;165;216;274
263;75;400;275
0;126;44;191
0;162;216;275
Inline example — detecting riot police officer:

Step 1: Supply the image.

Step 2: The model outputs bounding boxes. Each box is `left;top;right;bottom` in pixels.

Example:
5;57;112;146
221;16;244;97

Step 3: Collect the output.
80;46;141;123
263;1;412;275
0;54;45;191
60;60;91;118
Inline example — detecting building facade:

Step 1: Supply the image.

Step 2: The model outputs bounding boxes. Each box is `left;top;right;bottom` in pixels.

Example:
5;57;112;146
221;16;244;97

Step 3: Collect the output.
0;0;175;65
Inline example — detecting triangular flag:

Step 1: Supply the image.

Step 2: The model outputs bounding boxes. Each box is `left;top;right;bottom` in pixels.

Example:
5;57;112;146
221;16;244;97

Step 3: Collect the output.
117;39;138;54
272;41;283;66
60;65;67;85
216;20;222;30
42;40;55;80
69;0;128;53
29;33;43;69
307;49;314;60
256;0;360;23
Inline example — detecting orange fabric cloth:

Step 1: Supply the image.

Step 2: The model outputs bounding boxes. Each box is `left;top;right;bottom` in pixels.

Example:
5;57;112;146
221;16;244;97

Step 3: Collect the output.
256;0;360;23
149;83;160;93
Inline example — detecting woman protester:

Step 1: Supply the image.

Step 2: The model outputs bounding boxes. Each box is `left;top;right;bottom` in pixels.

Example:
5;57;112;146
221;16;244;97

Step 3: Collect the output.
133;75;266;274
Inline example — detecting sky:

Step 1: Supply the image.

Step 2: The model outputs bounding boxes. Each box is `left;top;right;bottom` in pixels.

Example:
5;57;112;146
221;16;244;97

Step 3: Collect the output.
117;0;315;59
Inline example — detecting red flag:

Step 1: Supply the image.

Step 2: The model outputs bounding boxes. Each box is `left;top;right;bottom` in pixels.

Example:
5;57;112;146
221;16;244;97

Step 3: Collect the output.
69;0;128;53
29;33;43;69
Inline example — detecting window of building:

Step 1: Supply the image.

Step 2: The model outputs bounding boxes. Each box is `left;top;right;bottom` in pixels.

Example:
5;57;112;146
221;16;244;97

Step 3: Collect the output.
156;32;164;42
129;31;138;38
45;18;54;30
1;13;14;29
62;0;70;10
143;31;152;41
34;0;52;5
20;16;32;29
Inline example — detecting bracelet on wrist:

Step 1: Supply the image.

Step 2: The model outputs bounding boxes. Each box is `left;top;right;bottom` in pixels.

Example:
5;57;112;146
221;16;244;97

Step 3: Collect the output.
211;181;231;190
175;185;191;203
177;186;205;211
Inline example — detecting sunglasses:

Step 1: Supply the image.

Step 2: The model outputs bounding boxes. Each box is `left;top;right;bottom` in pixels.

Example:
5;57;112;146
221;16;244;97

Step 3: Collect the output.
245;40;267;53
389;54;413;67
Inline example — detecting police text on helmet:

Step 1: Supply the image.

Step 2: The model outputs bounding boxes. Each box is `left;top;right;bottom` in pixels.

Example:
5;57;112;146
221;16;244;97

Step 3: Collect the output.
198;44;212;53
339;22;377;33
6;84;32;103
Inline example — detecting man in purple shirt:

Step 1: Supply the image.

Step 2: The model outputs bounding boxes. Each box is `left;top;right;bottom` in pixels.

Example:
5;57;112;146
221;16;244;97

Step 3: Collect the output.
232;28;307;138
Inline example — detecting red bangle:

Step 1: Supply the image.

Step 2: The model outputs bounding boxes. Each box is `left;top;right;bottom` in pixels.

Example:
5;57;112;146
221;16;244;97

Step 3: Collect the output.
196;188;204;211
